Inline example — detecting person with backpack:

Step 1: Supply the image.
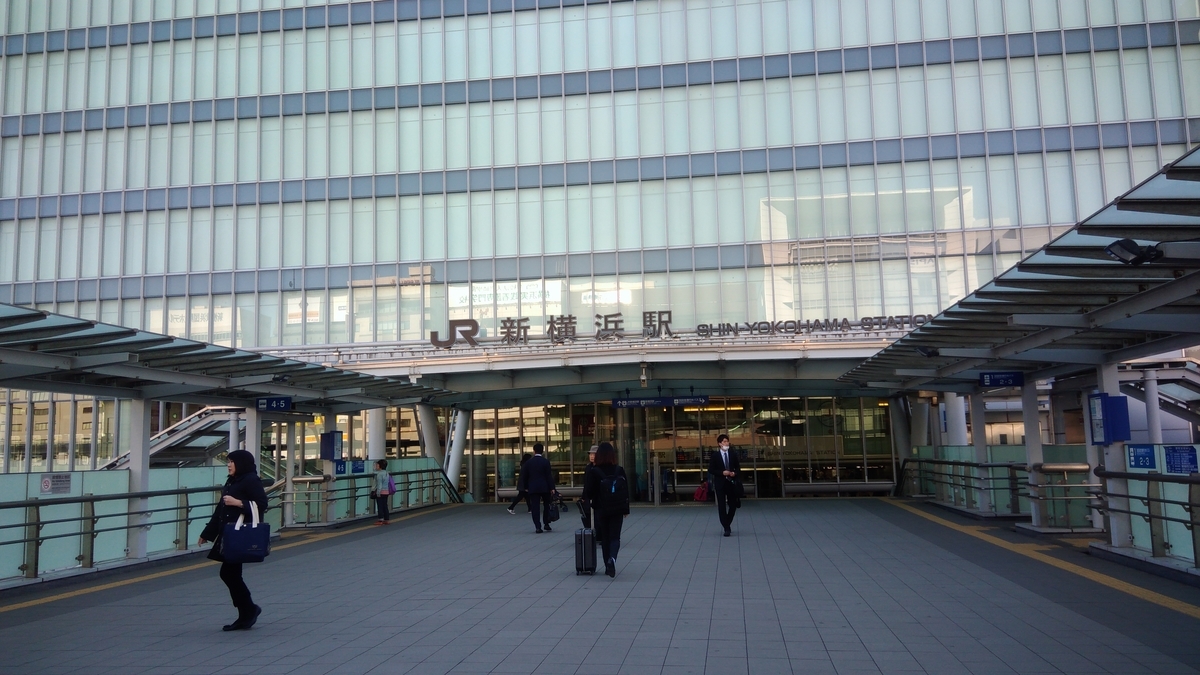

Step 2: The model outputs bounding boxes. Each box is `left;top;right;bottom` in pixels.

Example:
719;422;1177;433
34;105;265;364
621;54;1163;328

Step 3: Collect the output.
373;458;394;525
582;441;629;578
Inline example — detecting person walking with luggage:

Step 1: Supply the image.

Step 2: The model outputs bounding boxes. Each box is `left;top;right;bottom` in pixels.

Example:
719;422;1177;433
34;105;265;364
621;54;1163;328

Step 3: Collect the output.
507;453;532;514
519;443;555;533
373;459;393;525
580;445;598;528
708;434;741;537
198;450;269;631
583;442;629;577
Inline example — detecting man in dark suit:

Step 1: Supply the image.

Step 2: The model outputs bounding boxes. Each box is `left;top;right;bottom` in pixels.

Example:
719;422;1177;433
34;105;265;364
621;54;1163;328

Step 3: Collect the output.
519;443;556;533
708;434;741;536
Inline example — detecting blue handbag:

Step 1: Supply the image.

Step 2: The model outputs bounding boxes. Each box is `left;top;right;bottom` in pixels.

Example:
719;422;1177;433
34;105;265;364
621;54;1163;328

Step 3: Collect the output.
221;502;271;564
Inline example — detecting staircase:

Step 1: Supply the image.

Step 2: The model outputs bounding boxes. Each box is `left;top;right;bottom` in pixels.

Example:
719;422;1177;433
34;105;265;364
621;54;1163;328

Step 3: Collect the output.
101;407;245;470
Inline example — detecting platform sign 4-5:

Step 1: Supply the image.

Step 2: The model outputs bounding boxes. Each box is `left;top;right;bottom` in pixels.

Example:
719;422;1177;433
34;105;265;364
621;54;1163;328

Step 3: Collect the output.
256;396;293;411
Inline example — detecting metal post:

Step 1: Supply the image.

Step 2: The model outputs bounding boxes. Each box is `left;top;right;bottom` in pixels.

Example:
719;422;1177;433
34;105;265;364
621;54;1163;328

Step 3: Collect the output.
1008;466;1020;515
22;501;39;579
1190;477;1200;569
1147;473;1166;557
444;409;470;495
284;422;297;527
653;454;661;506
176;492;190;551
244;407;262;463
944;393;969;446
228;410;241;456
80;497;95;568
970;393;992;514
1098;363;1132;548
368;408;386;461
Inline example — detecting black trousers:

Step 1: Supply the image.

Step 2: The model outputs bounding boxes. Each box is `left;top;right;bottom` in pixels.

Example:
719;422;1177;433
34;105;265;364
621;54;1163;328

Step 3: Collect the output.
508;490;528;509
375;494;390;522
595;513;623;562
527;492;552;529
219;562;253;613
714;483;738;530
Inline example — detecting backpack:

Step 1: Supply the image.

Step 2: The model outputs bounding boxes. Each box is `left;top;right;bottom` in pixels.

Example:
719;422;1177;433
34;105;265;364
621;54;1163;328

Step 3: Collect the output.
387;475;396;494
597;470;630;516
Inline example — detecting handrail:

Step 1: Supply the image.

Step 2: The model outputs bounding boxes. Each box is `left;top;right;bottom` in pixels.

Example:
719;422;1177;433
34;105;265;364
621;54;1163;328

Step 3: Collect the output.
1091;464;1200;567
0;485;223;510
1095;466;1200;485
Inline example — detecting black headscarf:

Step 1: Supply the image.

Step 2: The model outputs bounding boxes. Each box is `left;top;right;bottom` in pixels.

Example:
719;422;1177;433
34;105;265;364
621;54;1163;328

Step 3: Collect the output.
227;450;257;477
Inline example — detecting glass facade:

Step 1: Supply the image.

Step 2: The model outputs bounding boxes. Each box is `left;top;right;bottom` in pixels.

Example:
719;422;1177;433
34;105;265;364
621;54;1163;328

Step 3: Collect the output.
0;1;1198;488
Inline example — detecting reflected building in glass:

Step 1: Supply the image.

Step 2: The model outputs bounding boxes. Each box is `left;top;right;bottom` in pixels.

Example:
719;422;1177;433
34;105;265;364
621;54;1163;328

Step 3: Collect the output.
0;1;1198;496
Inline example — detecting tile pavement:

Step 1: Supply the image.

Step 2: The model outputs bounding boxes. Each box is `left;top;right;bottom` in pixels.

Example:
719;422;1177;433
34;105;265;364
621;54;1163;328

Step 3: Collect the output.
0;499;1197;675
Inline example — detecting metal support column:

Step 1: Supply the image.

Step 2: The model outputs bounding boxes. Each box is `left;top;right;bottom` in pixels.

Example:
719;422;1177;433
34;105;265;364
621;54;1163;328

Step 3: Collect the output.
444;409;470;494
970;393;992;514
244;407;262;463
1022;382;1047;528
416;404;445;464
1098;363;1131;547
126;398;153;560
227;410;241;456
1144;369;1163;445
944;392;969;446
367;408;386;461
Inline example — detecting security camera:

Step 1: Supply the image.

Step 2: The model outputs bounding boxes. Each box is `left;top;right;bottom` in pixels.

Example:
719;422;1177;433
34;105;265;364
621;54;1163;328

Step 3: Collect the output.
639;373;648;387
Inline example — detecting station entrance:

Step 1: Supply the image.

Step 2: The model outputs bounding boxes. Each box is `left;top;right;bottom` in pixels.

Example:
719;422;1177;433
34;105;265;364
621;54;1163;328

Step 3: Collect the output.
467;395;896;504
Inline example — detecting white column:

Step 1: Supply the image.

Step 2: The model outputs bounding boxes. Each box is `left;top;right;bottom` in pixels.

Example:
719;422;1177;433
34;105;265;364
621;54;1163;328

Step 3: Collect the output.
284;422;298;527
1098;363;1131;547
911;399;930;448
228;410;241;455
416;404;445;464
1143;369;1163;445
126;398;153;560
368;408;386;461
244;407;262;463
944;392;969;446
970;393;993;514
1022;381;1047;527
443;409;471;491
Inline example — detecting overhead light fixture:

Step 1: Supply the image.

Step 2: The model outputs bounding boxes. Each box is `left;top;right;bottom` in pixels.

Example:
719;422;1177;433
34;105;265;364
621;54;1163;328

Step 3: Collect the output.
271;374;291;383
915;346;940;358
1104;238;1162;265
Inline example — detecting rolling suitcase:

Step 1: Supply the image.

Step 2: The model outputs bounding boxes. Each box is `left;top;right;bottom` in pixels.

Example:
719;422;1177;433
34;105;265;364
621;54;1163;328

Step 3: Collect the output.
575;528;597;575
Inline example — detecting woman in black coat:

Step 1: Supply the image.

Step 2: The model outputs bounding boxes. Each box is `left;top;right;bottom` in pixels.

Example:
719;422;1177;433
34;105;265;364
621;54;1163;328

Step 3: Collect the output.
582;442;629;578
199;449;269;631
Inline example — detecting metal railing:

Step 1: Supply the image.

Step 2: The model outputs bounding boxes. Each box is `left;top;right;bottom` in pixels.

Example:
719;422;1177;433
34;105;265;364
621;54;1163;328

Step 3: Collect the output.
898;457;1099;528
285;468;461;526
1093;466;1200;567
0;468;459;583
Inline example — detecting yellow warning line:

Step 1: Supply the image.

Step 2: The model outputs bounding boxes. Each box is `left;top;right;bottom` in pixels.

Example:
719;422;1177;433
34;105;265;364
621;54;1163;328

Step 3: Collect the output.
888;499;1200;620
0;504;458;614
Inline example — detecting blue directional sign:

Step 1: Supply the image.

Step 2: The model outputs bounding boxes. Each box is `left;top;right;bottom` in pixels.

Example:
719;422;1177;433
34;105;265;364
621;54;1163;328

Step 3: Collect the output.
256;396;293;411
351;460;366;474
613;396;710;408
1127;445;1156;470
1164;446;1198;475
979;372;1024;387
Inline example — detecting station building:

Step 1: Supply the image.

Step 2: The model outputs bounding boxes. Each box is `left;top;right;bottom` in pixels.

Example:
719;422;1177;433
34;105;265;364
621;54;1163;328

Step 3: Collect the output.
0;0;1198;504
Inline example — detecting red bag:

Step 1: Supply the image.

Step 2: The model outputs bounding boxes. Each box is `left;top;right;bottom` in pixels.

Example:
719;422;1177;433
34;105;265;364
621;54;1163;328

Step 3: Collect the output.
693;481;709;502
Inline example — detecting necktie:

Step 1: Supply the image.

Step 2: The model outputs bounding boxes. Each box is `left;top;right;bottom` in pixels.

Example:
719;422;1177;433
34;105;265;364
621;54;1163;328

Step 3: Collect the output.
722;451;728;469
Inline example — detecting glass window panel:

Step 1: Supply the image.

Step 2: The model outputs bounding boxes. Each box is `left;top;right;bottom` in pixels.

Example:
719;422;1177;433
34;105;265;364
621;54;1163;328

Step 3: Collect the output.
665;179;692;247
190;209;212;272
693;177;718;245
328;27;350;90
1101;147;1130;206
1122;50;1153;120
1090;0;1117;23
307;116;329;176
261;33;281;95
1100;51;1133;121
375;198;399;263
20;136;41;197
282;290;303;345
75;216;95;277
796;169;822;238
257;293;279;346
566;186;591;252
849;166;878;236
0;222;14;282
899;67;927;136
492;13;515;77
125;128;146;189
635;4;660;65
925;65;954;134
1151;47;1183;118
1064;54;1097;124
921;0;949;38
897;0;921;41
306;30;327;91
494;190;518;255
592;185;616;251
397;22;419;85
981;60;1011;130
1004;0;1032;31
37;219;57;280
791;76;819;144
376;110;399;174
763;80;793;147
932;159;960;230
540;98;565;164
1131;146;1160;186
1008;58;1038;128
613;93;638;159
904;162;932;232
664;88;690;154
283;31;304;92
715;83;743;150
688;87;715;153
909;256;938;314
17;220;36;281
282;117;304;179
1117;0;1144;22
423;195;446;259
789;0;815;50
813;0;841;49
589;5;614;68
513;13;538;75
988;154;1017;225
615;183;641;250
237;120;258;182
799;261;826;316
470;192;494;258
330;113;350;176
24;54;44;114
68;50;87;109
590;94;615;158
87;49;106;109
446;194;470;259
494;102;516;166
399;196;421;262
84;130;104;192
353;287;374;343
1046;152;1076;224
823;168;850;237
1016;154;1048;225
59;217;79;278
840;72;872;141
1073;150;1104;218
1036;55;1068;126
328;202;350;265
639;182;665;249
818;73;846;142
520;188;544;255
544;186;566;252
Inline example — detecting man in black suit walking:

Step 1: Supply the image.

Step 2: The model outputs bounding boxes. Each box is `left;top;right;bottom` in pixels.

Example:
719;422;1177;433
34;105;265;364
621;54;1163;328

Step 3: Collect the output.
519;443;556;533
707;434;741;536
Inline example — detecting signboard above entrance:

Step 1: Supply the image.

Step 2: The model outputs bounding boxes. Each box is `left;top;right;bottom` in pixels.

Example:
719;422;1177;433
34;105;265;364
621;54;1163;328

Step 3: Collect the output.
613;396;710;408
979;372;1025;387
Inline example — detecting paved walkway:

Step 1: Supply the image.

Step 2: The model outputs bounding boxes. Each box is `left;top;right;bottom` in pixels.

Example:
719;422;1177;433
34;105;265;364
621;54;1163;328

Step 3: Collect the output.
2;499;1200;675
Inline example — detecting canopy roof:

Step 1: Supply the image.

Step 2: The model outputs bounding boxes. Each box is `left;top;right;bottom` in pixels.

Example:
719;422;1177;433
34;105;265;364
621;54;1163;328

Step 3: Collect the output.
842;145;1200;393
0;305;441;412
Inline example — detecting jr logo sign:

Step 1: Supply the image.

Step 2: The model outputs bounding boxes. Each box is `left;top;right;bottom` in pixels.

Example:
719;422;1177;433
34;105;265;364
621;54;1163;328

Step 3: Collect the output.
430;319;481;349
